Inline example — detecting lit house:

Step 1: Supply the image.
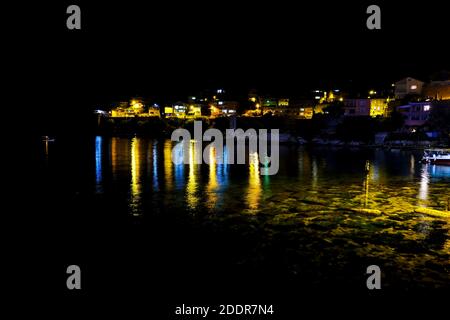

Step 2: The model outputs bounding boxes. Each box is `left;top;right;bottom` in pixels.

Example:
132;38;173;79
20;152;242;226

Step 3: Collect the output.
396;102;433;127
290;100;314;119
278;98;289;107
220;101;238;116
187;104;202;118
298;107;314;119
261;97;278;108
210;101;238;117
261;100;314;119
110;101;133;117
394;77;424;98
260;97;288;115
343;98;389;117
110;99;150;117
147;104;161;117
164;102;188;118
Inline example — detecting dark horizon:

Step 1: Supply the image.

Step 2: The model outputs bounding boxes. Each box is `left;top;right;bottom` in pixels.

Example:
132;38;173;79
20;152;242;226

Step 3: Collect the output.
12;1;449;129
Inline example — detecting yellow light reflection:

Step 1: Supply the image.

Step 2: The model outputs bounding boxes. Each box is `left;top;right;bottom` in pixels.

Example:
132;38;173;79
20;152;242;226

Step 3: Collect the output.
129;137;142;216
187;141;199;210
363;160;370;208
246;152;261;212
164;140;173;191
111;137;119;179
206;146;218;209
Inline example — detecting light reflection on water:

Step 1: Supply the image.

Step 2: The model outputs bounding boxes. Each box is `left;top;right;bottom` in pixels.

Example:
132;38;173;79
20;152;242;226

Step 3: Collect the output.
152;141;159;191
130;137;143;216
418;164;429;205
246;151;261;212
206;146;218;209
89;136;450;285
98;137;450;216
186;141;199;210
95;136;103;193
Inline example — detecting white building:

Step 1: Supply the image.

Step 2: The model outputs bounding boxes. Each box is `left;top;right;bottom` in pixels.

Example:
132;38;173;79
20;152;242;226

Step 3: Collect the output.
394;77;424;98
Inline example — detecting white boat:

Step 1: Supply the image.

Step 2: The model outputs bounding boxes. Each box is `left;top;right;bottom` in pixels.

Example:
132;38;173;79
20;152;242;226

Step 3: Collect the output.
42;135;55;142
421;148;450;165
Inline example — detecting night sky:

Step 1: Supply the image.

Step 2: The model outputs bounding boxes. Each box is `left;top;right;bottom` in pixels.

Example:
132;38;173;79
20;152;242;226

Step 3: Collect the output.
10;1;449;130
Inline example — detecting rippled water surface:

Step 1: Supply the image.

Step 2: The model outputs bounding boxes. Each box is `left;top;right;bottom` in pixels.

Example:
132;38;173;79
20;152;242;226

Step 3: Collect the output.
39;136;450;288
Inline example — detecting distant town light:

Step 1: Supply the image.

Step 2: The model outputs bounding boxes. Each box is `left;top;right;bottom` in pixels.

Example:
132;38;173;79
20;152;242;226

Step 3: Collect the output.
339;97;344;102
424;105;431;111
218;101;223;105
164;107;173;114
411;85;417;90
314;96;321;100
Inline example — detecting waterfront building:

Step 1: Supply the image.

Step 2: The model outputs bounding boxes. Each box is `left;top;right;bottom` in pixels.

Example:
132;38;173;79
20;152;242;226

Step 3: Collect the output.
396;101;433;127
110;98;158;118
343;98;389;117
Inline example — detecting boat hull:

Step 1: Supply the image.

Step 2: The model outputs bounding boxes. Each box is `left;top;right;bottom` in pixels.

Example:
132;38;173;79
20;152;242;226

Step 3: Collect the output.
422;159;450;165
431;159;450;165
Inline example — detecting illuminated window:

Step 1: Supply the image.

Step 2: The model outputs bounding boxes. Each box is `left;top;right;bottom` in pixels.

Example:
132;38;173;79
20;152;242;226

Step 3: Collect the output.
423;105;431;111
410;85;417;90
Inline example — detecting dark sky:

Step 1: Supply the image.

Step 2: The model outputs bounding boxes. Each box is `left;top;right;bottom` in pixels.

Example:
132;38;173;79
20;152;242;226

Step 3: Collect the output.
9;0;449;124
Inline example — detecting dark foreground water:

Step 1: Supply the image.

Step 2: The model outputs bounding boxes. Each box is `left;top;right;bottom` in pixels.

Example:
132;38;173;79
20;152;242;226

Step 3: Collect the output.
34;136;450;297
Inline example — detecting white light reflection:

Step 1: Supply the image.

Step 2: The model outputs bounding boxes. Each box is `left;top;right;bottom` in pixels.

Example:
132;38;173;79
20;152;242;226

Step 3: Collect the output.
418;164;429;206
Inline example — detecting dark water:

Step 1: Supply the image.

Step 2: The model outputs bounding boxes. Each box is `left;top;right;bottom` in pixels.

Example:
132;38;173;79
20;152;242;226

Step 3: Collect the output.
37;136;450;291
